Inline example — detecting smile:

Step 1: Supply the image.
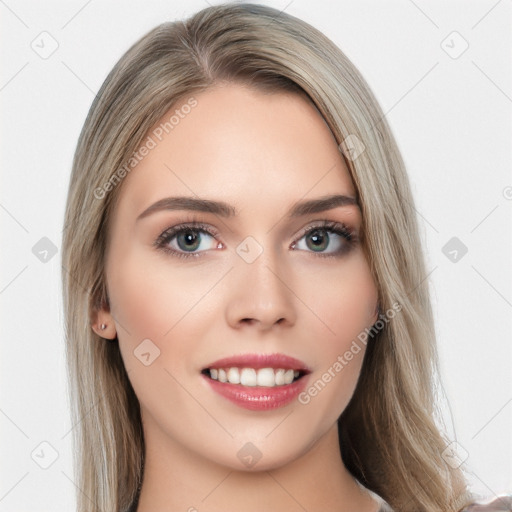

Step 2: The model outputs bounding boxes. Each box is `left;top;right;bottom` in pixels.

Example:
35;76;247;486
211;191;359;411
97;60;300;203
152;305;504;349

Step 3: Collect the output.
200;353;311;411
202;367;305;387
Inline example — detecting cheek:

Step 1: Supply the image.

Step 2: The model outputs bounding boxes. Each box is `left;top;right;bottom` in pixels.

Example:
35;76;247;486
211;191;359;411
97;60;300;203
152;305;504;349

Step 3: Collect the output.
107;247;218;344
295;254;377;408
298;252;378;348
106;249;215;413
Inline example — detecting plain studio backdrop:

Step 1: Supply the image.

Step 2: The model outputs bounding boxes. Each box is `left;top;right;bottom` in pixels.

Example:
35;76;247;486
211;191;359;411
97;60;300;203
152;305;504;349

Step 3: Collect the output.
1;0;511;510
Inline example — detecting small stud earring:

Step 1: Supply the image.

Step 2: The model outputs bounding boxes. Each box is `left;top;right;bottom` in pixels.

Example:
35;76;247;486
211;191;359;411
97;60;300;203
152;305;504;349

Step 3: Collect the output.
100;323;107;330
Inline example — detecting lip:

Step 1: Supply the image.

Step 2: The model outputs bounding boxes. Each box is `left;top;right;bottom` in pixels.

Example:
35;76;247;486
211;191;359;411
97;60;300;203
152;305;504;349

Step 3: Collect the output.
203;353;311;372
201;353;311;411
202;374;310;411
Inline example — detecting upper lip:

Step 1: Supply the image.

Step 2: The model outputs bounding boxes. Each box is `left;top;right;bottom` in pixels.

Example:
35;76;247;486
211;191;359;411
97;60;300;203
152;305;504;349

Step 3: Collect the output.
203;353;312;372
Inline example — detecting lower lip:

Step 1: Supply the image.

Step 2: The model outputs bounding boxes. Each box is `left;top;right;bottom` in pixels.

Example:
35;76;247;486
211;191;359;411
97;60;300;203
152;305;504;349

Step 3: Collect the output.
202;374;309;411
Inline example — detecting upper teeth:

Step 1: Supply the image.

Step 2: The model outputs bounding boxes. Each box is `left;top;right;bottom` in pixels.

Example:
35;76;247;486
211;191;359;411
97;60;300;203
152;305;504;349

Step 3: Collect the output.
209;368;300;387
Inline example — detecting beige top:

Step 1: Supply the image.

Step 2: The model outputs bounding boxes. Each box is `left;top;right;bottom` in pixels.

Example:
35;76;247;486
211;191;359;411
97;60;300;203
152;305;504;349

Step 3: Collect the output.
360;482;512;512
126;489;512;511
373;493;512;512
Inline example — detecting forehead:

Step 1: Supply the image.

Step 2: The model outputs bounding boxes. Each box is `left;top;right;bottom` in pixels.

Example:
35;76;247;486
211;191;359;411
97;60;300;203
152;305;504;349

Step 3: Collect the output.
113;82;356;221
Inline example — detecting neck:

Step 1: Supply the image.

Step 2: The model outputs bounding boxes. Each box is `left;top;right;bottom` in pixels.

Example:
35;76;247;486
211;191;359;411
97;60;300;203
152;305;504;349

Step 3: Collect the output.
135;417;378;512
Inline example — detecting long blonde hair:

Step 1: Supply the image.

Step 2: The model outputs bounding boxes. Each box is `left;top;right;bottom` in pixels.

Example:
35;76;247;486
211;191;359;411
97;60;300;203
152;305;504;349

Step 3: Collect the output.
61;3;474;511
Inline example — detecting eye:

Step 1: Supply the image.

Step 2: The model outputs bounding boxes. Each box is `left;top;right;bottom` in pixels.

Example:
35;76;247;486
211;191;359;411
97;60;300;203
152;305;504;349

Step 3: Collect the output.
154;220;358;260
154;222;221;259
291;221;357;258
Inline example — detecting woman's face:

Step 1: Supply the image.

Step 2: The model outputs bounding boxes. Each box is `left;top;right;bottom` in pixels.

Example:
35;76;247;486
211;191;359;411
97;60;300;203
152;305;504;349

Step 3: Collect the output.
101;82;378;471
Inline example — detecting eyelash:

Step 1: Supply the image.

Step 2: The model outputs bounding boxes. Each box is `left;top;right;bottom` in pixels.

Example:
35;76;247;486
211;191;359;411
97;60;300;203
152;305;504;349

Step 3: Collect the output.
153;217;358;260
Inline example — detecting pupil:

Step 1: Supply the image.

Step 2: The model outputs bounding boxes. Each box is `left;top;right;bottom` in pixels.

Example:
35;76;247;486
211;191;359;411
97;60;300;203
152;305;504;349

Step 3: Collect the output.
307;229;328;251
178;230;200;251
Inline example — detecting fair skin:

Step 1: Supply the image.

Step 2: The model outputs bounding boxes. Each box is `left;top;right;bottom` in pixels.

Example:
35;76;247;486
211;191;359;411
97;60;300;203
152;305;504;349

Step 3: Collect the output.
93;82;380;512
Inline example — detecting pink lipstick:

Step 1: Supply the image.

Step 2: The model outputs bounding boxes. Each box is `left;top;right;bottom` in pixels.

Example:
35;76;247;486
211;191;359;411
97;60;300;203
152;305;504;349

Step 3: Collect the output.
201;353;311;411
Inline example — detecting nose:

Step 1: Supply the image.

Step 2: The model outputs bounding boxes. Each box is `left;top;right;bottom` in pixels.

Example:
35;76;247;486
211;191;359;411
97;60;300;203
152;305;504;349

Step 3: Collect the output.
225;247;297;332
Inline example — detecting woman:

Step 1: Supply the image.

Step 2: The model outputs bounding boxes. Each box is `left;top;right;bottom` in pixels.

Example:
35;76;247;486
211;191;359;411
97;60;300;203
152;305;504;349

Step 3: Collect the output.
61;3;512;511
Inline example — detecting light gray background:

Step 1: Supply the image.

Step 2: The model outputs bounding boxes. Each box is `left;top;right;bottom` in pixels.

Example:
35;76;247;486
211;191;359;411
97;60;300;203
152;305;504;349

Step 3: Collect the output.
1;0;511;510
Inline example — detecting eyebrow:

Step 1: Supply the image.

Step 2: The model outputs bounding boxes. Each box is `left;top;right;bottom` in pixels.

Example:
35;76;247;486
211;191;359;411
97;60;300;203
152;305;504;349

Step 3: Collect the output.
136;193;358;221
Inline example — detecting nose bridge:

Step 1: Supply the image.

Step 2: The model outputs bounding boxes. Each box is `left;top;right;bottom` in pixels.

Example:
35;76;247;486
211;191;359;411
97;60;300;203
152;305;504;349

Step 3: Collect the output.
226;234;296;328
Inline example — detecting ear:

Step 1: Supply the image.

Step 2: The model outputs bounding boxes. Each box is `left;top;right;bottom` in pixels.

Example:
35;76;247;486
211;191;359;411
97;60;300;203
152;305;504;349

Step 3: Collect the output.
90;297;117;340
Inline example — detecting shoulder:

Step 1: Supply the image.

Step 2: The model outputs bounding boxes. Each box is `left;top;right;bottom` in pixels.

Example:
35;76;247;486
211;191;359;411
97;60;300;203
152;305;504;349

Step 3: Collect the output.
376;494;512;512
459;494;512;511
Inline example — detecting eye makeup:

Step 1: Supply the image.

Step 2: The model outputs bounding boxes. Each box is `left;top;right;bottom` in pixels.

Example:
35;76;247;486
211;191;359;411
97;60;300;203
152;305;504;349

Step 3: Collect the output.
152;215;359;260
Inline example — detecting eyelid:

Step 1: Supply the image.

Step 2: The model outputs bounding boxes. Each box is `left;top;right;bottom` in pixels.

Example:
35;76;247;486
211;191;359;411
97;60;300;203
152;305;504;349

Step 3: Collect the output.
293;220;357;243
153;221;220;252
153;217;358;259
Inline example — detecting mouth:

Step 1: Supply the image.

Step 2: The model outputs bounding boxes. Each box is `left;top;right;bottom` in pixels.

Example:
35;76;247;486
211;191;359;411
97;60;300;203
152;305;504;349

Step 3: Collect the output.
201;367;308;387
201;352;311;387
200;353;311;410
